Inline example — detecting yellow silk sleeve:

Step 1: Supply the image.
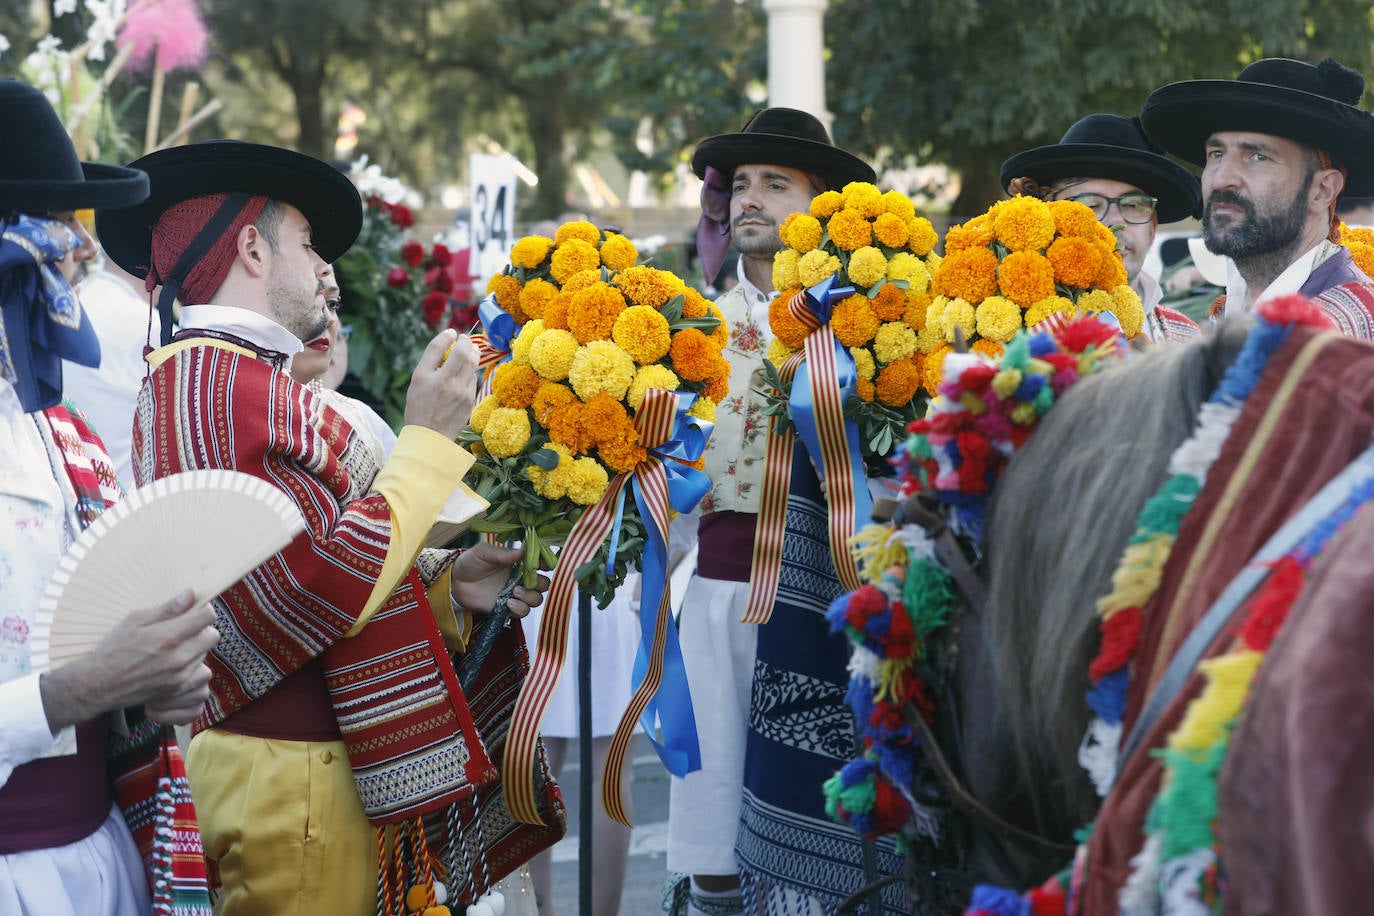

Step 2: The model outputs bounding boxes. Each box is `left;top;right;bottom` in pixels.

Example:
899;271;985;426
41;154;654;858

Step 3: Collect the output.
425;566;474;652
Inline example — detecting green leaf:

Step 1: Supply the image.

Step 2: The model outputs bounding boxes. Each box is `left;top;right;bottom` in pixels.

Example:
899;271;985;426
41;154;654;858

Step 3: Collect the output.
529;447;561;471
660;293;686;324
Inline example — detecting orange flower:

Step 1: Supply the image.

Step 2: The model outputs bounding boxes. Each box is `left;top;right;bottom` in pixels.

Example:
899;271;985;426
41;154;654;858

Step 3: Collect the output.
932;246;999;304
876;358;922;407
555;220;602;246
486;274;524;319
993;196;1056;252
519;277;558;320
872;212;910;249
599;435;648;475
682;288;709;318
997;250;1056;306
543;293;570;330
563;269;603;293
842;181;885;218
491;361;542;409
670;328;720;382
531;382;577;426
856;375;876;402
922;343;952;396
550;239;602;284
827;208;874;251
707;301;730;350
944;215;995;252
616;265;686;308
882;190;917;222
1348;240;1374;278
1095;250;1128;290
704;370;730;403
970;338;1005;361
1048;199;1113;246
547;400;595;454
830;293;881;347
872;283;908;321
810;190;844;218
1046;236;1104;289
904;289;932;330
568;283;628;343
582;392;631;442
907;218;938;256
769;290;812;349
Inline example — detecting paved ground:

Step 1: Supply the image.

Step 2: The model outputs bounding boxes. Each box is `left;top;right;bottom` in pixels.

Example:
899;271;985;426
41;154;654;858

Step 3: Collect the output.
546;746;673;915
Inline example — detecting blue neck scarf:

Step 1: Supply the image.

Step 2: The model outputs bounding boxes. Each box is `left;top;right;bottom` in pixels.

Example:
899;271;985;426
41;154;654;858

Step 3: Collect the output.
0;215;101;412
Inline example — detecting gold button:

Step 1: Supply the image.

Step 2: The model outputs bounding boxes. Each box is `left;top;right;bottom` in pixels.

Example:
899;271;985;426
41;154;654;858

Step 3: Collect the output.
321;750;334;764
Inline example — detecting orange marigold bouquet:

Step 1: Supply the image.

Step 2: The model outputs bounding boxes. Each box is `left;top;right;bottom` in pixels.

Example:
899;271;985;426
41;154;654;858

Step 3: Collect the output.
921;195;1144;395
762;181;942;457
458;221;728;603
1339;222;1374;277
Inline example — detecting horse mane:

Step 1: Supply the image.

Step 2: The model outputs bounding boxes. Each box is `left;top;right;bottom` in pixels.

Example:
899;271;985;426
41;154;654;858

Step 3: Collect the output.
975;319;1254;836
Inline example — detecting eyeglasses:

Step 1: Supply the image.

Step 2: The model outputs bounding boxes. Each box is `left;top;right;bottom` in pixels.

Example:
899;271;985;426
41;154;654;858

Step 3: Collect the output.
338;325;353;341
1064;192;1158;225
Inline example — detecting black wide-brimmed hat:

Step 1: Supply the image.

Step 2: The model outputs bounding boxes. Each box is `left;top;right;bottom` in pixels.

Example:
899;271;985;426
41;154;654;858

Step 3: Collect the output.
1140;58;1374;197
97;139;362;278
0;79;149;212
999;114;1201;223
691;107;875;191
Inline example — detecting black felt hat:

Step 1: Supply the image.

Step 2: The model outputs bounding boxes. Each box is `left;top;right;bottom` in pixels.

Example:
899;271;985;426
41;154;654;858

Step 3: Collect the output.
690;107;875;191
999;114;1201;223
97;139;362;278
0;79;148;213
1140;58;1374;197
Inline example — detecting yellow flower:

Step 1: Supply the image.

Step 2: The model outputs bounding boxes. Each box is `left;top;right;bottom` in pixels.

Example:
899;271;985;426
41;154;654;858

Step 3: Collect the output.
683;288;710;318
922;343;952;395
568;283;628;343
519;278;558;320
827;208;874;251
882;190;916;222
1075;288;1116;317
799;249;842;288
872;212;909;249
526;442;573;498
917;297;948;353
997;250;1057;306
555;220;602;246
1347;240;1374;278
486;274;523;319
887;252;930;293
599;232;638;271
482;406;531;458
907;218;938;256
841;181;884;218
851;346;876;381
612;305;672;364
615;265;687;308
628;363;681;411
847;246;889;288
810;190;844;218
974;296;1023;344
1048;199;1114;245
528;328;580;380
468;394;500;433
993;196;1056;252
873;321;919;364
1046;236;1104;289
511;235;554;269
1108;285;1145;339
1025;295;1073;327
944;215;995;252
688;396;717;422
509;318;546;365
831;294;881;348
561;456;610;506
942;297;976;344
550;239;602;284
568;339;637;401
780;212;823;252
932;246;998;304
767;337;798;367
773;249;801;291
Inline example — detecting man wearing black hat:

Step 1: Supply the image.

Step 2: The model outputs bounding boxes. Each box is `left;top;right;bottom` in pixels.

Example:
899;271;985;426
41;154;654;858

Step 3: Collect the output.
666;109;877;916
1000;113;1204;343
0;79;219;914
1141;57;1374;337
96;141;553;913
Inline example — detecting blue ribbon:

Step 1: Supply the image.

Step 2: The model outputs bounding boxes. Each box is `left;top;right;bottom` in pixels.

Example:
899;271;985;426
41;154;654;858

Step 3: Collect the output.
622;391;714;776
787;273;872;558
477;291;516;360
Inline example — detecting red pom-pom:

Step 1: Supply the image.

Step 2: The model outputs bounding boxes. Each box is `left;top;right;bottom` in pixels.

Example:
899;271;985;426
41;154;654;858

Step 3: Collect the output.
1239;555;1306;652
1088;606;1142;682
1257;293;1336;330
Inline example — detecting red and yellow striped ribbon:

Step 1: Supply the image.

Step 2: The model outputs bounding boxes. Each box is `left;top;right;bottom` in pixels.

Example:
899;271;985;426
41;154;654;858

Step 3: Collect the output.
806;325;865;595
471;333;506;399
742;349;805;623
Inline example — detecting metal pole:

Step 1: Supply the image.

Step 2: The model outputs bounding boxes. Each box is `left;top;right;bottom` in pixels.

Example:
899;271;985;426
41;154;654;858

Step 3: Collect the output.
578;589;593;916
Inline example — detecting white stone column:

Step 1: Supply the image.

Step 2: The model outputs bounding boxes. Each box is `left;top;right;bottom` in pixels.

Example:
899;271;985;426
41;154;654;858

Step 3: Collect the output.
763;0;830;127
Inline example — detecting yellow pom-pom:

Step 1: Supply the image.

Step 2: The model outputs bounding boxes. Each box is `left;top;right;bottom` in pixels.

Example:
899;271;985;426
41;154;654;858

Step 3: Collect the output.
405;885;432;911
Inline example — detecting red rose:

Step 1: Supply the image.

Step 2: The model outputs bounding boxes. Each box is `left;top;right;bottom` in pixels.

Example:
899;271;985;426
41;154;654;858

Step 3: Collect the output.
431;269;454;294
422;290;449;329
449;304;478;331
401;241;425;267
386;267;409;289
430;243;452;267
389;204;414;228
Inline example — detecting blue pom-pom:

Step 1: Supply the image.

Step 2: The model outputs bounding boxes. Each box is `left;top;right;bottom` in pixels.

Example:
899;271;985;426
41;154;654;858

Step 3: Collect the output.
968;884;1031;915
1086;667;1130;722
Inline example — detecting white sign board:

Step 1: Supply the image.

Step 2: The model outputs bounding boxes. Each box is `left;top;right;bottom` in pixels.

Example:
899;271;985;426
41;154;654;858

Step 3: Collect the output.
469;154;517;286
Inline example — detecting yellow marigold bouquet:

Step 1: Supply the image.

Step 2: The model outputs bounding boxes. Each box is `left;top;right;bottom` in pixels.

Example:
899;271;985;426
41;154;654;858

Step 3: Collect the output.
922;195;1144;396
1339;222;1374;277
459;220;729;604
763;181;942;457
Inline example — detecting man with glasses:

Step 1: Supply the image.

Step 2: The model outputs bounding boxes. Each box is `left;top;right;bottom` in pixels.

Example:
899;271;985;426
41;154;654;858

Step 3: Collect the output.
1001;113;1204;342
1141;57;1374;337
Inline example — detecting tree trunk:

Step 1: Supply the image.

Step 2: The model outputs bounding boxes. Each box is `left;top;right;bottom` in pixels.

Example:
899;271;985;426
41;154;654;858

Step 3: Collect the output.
275;42;329;159
522;84;569;219
950;152;1012;224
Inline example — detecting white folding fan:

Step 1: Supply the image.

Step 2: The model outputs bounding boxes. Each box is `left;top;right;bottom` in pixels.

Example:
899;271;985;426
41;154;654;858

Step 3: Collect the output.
28;469;307;673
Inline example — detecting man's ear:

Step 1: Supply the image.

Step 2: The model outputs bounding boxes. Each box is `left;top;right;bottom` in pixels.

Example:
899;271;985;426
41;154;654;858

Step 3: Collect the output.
1312;167;1345;213
236;223;268;278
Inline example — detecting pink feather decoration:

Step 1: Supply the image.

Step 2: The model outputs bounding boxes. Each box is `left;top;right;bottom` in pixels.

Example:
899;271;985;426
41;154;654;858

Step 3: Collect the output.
117;0;210;74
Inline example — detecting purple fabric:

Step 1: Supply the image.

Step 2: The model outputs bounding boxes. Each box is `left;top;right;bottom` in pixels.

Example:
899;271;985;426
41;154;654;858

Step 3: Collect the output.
0;718;112;854
1299;246;1372;297
697;165;732;286
695;510;757;582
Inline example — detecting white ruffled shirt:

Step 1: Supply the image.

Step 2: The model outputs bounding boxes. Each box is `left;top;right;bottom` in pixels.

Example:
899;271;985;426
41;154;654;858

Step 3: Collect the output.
178;304;305;367
1222;241;1338;316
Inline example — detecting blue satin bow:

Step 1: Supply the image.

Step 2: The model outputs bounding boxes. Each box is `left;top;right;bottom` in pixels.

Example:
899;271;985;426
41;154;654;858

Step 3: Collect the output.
477;291;516;361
